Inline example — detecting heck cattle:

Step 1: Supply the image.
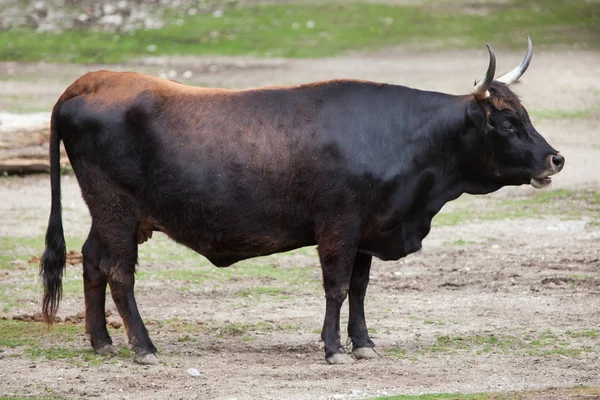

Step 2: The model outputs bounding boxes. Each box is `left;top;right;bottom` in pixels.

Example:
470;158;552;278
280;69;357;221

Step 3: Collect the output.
40;37;564;365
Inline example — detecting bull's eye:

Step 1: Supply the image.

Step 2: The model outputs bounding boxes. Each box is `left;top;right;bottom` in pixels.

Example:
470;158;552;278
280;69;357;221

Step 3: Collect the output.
501;121;514;133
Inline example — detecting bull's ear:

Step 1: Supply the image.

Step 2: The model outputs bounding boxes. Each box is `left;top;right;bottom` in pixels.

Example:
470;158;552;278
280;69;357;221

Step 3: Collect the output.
466;101;489;135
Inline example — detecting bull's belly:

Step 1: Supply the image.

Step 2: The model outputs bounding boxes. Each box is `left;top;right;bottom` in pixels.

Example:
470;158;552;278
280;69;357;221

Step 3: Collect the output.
152;219;315;268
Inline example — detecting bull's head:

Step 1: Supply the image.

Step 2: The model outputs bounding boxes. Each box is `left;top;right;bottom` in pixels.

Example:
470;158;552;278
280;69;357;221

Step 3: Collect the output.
462;37;564;190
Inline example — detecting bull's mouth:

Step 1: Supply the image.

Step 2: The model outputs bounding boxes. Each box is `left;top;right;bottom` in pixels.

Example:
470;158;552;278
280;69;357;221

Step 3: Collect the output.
531;176;552;189
530;174;553;189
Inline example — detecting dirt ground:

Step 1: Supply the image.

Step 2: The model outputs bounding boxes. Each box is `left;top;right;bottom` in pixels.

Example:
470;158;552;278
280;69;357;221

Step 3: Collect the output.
0;44;599;400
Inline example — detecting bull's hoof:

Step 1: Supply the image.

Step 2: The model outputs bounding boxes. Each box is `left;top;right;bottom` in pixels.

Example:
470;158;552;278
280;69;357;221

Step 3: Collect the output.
352;347;380;360
326;353;354;365
95;344;119;356
134;352;159;365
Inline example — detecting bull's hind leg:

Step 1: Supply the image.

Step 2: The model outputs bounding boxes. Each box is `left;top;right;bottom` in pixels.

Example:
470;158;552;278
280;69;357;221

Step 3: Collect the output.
101;223;158;365
347;252;379;360
82;224;118;355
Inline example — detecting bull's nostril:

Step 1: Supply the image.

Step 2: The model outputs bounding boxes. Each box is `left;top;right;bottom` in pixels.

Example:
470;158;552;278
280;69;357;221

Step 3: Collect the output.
551;154;564;169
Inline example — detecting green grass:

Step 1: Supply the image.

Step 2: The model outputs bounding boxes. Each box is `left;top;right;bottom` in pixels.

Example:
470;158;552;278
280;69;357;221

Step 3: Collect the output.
386;329;597;360
445;239;479;246
368;386;600;400
0;319;80;347
0;0;598;63
0;319;130;366
565;329;599;339
370;394;487;400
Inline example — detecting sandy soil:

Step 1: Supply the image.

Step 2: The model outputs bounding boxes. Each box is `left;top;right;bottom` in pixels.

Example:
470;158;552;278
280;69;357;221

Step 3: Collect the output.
0;45;599;400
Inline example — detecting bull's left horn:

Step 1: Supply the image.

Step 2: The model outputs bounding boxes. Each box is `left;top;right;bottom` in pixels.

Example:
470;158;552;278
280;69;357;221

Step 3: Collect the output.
472;44;496;100
496;36;533;85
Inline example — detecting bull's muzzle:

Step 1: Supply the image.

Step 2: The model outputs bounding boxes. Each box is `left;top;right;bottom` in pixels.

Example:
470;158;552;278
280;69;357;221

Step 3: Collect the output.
531;153;565;189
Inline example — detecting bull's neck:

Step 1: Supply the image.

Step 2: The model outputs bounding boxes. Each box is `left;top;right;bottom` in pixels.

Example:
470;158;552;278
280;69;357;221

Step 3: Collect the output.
402;91;469;187
401;90;502;198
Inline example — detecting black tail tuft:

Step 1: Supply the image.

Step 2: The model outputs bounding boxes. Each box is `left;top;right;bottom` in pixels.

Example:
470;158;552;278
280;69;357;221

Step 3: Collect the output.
40;113;66;324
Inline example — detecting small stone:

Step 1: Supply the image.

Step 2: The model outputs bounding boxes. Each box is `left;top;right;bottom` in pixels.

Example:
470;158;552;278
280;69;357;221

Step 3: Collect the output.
187;368;200;377
182;70;193;79
213;9;223;18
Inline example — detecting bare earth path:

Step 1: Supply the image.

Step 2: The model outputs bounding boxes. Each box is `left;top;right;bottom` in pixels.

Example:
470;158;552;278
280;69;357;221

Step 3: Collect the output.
0;47;599;400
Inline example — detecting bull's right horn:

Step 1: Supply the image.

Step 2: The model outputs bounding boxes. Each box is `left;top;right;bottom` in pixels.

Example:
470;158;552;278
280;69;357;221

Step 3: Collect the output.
472;44;496;100
496;35;533;85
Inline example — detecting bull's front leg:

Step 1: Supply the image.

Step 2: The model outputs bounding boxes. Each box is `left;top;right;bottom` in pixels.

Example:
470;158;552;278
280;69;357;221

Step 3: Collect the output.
348;252;379;359
317;231;359;364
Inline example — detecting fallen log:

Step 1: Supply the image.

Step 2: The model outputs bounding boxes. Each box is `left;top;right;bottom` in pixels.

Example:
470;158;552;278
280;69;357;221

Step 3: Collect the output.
0;127;70;174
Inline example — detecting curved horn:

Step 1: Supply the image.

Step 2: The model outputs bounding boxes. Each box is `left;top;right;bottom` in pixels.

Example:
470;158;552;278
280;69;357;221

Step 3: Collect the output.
496;35;533;85
472;44;496;100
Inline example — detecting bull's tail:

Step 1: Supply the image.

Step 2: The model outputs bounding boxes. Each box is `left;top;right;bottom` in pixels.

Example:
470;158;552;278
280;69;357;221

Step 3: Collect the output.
40;111;66;324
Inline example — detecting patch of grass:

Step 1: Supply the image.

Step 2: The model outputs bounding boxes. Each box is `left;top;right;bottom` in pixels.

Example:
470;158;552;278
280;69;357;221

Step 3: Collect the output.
0;320;81;348
24;347;107;365
565;329;599;339
369;386;600;400
177;335;197;343
0;320;133;366
217;322;251;336
432;208;476;227
0;236;43;270
385;347;407;358
445;239;478;246
587;220;600;228
407;329;595;358
0;1;597;63
529;108;600;120
370;392;488;400
431;334;512;353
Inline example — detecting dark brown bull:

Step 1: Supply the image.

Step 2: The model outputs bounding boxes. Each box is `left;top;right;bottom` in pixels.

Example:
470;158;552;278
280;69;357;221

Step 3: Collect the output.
40;37;564;364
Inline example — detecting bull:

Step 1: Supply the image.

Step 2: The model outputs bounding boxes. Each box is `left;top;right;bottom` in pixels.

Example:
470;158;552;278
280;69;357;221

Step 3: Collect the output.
40;37;564;365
